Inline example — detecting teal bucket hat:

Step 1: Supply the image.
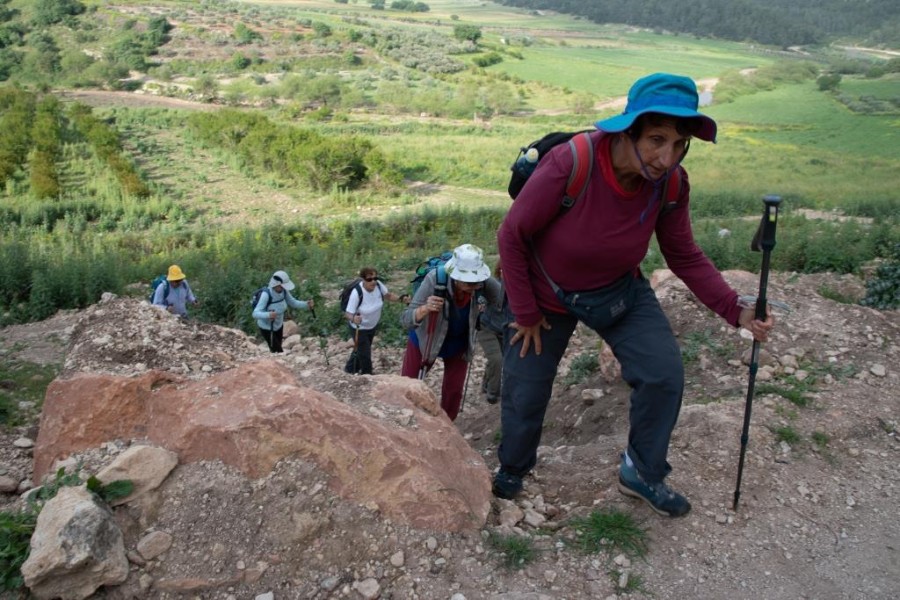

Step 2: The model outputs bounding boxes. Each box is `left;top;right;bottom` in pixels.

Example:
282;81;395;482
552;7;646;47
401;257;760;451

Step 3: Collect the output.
595;73;717;143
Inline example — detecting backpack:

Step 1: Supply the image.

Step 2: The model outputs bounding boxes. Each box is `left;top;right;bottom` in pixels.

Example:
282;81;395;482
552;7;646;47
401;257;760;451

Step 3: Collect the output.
410;252;453;297
250;286;281;310
508;130;684;217
148;274;169;303
339;278;384;315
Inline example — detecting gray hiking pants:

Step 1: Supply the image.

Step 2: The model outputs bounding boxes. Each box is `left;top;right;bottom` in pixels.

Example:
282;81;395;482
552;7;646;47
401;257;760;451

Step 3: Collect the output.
498;276;684;484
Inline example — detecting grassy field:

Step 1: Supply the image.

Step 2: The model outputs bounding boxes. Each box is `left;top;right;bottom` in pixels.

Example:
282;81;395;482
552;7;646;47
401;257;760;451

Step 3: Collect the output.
0;0;897;327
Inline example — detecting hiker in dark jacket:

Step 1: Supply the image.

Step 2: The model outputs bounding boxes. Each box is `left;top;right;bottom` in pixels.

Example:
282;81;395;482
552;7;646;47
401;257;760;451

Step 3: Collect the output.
400;244;503;421
475;263;506;404
344;266;409;375
252;270;314;353
152;264;198;317
493;73;776;516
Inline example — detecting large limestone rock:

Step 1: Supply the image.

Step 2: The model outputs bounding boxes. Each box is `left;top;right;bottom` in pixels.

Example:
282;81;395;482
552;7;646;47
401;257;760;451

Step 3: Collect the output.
94;445;178;506
21;485;128;600
35;360;491;531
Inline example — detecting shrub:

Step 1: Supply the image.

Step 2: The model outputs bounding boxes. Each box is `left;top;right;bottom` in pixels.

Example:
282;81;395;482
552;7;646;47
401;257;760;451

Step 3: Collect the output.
861;243;900;310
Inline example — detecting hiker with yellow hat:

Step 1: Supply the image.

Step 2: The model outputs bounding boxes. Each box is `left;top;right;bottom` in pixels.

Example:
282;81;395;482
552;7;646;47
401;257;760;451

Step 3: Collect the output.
494;73;777;516
152;264;198;317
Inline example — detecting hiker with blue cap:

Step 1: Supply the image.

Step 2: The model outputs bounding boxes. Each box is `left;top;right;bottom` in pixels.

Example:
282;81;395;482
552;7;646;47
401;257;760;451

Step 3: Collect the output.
494;73;776;516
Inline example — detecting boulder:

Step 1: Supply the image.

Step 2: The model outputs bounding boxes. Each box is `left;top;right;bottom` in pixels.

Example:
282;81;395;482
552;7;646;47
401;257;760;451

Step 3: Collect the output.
35;360;490;532
21;486;128;600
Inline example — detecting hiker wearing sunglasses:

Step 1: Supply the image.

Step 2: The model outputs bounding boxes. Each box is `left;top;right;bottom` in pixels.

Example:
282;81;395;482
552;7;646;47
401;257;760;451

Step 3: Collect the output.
400;244;503;421
494;73;776;516
252;270;314;353
343;267;409;375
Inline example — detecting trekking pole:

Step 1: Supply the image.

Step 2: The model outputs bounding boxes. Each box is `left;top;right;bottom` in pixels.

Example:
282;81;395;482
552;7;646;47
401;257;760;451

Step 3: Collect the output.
418;312;437;380
733;194;782;511
459;362;471;414
352;317;361;374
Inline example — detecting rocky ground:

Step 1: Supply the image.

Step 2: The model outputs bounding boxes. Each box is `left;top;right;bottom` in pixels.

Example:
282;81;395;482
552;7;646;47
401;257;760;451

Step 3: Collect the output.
0;271;898;600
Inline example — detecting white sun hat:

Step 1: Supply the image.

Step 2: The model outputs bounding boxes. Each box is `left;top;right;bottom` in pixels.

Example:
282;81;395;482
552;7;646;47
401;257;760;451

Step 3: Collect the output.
445;244;491;283
268;270;295;291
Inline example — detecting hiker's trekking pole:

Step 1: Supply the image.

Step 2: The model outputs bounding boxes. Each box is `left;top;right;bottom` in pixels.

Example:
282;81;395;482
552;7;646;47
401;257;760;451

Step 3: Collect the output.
418;300;440;380
460;362;471;414
352;317;361;374
733;194;782;511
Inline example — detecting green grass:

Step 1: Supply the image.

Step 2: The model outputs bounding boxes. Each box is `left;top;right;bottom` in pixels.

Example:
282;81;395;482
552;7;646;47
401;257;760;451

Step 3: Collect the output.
773;425;801;444
489;38;770;98
756;379;814;407
839;74;900;100
488;531;538;569
811;430;830;449
561;352;599;388
0;358;59;426
568;509;648;558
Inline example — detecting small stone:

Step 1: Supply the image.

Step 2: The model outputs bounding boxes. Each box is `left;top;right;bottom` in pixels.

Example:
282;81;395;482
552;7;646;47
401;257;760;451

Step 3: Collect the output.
0;475;19;493
353;578;380;600
870;364;886;377
390;551;405;567
13;438;34;448
255;593;274;600
137;530;174;560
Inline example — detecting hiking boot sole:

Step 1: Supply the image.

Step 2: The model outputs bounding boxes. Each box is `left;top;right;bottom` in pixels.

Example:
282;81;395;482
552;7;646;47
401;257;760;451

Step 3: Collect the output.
617;477;691;518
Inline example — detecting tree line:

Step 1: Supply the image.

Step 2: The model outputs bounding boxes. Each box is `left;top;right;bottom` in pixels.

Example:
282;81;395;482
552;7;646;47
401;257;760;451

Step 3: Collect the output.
495;0;899;48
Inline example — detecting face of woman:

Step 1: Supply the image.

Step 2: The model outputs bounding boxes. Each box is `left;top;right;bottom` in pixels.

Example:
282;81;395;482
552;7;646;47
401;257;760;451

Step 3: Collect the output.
628;121;691;181
454;281;483;294
362;274;378;291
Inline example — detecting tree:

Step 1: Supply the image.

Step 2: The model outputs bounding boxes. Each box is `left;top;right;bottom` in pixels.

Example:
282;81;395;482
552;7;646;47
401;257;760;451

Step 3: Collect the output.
32;0;84;27
817;73;841;92
234;23;262;45
453;24;482;44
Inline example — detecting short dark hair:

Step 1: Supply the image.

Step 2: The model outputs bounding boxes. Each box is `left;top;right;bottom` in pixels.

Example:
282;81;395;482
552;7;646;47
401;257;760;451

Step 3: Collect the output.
359;267;377;279
628;113;702;140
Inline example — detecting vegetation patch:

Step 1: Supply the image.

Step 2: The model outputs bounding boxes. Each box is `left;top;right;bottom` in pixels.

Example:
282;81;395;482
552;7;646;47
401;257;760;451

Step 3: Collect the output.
568;509;648;558
0;358;58;426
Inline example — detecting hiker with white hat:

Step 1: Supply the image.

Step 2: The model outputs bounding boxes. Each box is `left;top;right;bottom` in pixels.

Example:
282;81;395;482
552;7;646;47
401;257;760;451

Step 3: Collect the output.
252;270;315;353
400;244;503;421
494;73;776;515
152;264;198;317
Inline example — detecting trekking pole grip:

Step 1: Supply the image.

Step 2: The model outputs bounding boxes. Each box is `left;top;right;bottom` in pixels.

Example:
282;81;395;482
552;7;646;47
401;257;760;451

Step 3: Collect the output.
750;195;782;320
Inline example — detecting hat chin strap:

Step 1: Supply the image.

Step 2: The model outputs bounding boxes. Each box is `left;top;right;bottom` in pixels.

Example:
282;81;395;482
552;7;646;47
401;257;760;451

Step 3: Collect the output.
629;137;690;224
630;137;690;187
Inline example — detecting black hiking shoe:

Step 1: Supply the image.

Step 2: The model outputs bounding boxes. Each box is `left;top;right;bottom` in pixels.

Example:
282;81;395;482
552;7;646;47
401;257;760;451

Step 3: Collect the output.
617;458;691;517
492;470;523;500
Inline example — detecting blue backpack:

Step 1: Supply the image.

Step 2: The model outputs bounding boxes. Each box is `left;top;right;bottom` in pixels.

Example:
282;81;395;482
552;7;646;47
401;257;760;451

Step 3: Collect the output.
410;252;452;297
148;274;169;303
250;286;282;310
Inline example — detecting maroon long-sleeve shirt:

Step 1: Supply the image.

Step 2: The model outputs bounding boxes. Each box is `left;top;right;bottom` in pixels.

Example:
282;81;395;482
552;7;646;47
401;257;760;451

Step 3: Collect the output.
498;132;742;329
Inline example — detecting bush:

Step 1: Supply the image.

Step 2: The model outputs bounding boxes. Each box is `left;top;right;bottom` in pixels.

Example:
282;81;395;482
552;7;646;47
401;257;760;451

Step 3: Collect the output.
861;243;900;310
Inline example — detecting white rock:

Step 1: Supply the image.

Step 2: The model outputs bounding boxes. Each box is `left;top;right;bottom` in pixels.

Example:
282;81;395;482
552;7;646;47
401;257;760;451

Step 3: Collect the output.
870;364;886;377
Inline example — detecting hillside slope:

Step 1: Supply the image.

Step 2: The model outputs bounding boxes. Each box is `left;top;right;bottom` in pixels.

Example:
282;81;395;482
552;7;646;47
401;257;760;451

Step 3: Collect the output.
0;270;897;599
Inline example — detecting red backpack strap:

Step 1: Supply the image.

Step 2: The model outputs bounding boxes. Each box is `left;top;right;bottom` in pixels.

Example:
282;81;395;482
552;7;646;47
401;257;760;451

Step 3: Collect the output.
561;132;594;210
665;166;683;203
658;166;685;221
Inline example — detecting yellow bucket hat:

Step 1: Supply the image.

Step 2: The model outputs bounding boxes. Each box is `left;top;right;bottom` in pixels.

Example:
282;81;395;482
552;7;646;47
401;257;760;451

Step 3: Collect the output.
166;265;186;281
